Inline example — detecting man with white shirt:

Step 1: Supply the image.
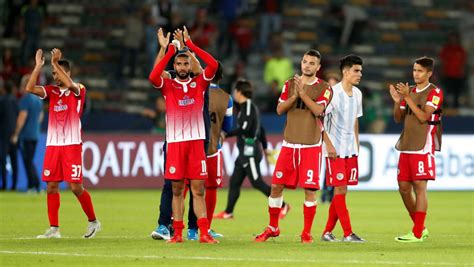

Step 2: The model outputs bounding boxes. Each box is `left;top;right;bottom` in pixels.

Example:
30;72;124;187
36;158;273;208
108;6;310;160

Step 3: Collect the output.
321;55;365;243
389;57;443;243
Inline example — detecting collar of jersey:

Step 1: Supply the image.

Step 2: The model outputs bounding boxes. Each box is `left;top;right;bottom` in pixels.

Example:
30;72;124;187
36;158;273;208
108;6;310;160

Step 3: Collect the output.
415;83;431;93
173;77;192;84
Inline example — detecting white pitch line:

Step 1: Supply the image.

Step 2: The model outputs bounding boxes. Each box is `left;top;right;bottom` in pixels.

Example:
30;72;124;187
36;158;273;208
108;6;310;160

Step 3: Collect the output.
0;250;471;266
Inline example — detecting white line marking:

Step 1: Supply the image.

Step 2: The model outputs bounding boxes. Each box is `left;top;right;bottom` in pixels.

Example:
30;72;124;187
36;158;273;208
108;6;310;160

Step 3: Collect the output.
0;250;470;266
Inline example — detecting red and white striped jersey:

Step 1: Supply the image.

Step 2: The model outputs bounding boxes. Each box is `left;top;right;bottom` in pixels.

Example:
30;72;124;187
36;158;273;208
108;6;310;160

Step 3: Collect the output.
155;74;211;143
40;84;85;146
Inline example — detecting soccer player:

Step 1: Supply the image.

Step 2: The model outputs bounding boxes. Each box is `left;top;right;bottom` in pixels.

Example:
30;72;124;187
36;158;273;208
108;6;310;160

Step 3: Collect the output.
321;55;365;242
148;26;218;243
214;80;289;220
26;48;100;239
203;63;233;237
255;50;332;243
389;57;443;242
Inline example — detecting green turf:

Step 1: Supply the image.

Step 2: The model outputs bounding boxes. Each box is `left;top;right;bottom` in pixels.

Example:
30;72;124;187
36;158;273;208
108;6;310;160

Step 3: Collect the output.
0;190;473;266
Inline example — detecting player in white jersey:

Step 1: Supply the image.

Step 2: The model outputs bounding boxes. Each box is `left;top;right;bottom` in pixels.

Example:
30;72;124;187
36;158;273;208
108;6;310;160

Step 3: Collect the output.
321;55;365;242
26;49;100;239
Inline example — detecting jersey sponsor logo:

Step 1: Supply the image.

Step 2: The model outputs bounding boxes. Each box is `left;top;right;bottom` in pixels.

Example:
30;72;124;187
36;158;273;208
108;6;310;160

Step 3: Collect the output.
324;90;331;98
190;82;196;88
44;169;50;176
432;96;440;105
336;172;344;180
275;171;283;179
169;166;176;174
178;95;195;106
54;99;68;112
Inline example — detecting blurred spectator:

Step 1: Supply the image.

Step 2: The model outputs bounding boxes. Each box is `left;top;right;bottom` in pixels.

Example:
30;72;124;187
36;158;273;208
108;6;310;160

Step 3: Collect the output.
11;74;43;193
257;0;282;50
340;5;368;46
211;0;245;58
225;61;247;94
230;15;254;62
324;70;341;87
142;96;166;134
19;0;46;65
119;7;145;79
2;0;23;38
459;2;474;107
0;79;19;190
145;11;159;72
147;0;177;33
440;32;467;108
263;45;293;89
190;8;217;53
325;5;344;46
1;48;19;82
363;88;389;134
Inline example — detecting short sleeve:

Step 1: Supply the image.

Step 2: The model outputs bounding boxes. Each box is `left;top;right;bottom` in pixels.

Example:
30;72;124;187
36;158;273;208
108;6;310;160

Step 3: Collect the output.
315;86;332;108
357;90;363;117
278;81;290;102
426;88;443;109
19;96;29;111
40;85;55;100
400;100;407;110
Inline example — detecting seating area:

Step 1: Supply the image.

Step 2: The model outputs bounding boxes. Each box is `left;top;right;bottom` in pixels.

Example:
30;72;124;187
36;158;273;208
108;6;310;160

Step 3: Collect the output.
1;0;469;132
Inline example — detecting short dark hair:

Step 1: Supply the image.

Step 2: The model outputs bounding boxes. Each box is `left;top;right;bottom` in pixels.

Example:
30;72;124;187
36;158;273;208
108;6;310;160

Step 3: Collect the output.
174;52;190;61
415;57;435;72
304;49;321;60
235;79;253;99
212;61;223;83
340;55;363;72
58;59;71;72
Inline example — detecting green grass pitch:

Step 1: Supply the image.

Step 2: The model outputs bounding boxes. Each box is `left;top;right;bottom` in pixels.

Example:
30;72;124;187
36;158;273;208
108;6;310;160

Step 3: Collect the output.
0;190;472;266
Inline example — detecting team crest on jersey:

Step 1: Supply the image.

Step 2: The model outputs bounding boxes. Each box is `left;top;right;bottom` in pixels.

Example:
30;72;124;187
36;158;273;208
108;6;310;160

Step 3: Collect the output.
190;82;196;88
276;171;283;179
336;173;344;180
169;166;176;174
54;99;68;112
44;170;50;176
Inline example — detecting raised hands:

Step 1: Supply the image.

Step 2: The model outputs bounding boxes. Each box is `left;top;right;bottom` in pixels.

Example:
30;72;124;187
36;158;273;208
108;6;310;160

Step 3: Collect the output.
157;28;170;49
35;49;45;67
182;26;191;42
389;84;401;103
293;74;304;97
395;82;410;97
51;48;62;64
173;29;185;49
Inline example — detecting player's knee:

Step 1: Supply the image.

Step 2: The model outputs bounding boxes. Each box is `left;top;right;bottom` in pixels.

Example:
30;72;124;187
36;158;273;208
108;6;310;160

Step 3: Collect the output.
398;186;411;195
70;184;84;196
334;186;347;194
271;184;284;195
46;183;59;194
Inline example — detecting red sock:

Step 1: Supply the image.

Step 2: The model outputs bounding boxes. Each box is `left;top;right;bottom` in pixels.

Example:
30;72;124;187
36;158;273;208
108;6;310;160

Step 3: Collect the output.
303;204;316;234
269;207;281;229
47;193;60;227
173;220;184;237
333;194;352;237
76;190;96;221
323;200;338;233
412;211;426;238
409;212;416;223
205;188;217;226
197;217;210;237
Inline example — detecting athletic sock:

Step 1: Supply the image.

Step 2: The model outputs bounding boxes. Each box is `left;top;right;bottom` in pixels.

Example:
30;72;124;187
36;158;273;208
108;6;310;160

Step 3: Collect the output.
47;193;60;227
205;188;217;226
333;194;352;237
76;190;96;221
409;212;416;223
268;197;283;230
173;220;184;237
412;211;426;238
323;199;338;233
197;217;210;237
303;201;317;234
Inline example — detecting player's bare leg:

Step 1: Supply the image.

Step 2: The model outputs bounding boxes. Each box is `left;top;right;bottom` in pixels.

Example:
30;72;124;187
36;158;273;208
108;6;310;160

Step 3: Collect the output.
301;189;317;243
190;179;218;243
255;184;284;242
169;180;185;243
396;181;428;242
398;181;416;215
37;182;61;238
70;182;100;238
